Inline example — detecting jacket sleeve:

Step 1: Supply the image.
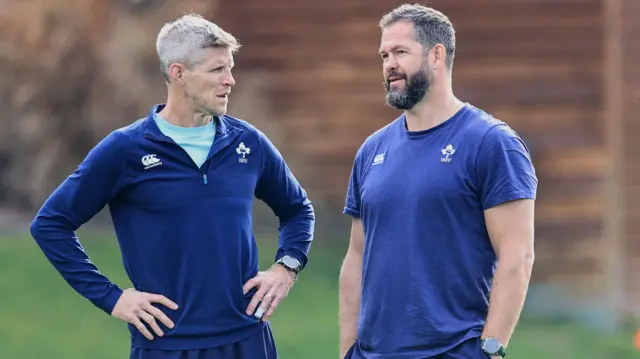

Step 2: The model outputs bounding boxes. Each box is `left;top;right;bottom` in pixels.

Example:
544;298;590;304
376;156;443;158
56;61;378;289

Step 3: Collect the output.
254;130;315;270
30;130;129;314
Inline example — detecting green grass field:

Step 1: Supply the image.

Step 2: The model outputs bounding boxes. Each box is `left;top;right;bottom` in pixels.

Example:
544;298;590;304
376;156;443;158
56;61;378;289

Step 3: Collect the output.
1;231;638;359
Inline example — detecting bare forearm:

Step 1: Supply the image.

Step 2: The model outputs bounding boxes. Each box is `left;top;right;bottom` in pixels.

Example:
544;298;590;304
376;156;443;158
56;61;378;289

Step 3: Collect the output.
482;259;533;347
339;252;362;357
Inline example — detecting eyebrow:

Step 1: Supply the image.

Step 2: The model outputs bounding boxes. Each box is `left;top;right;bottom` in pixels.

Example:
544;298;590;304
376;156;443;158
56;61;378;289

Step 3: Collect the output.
378;45;406;55
210;62;234;68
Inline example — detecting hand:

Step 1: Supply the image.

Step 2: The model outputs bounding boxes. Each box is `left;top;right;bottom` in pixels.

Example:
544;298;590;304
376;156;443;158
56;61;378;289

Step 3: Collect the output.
111;288;179;340
243;264;296;322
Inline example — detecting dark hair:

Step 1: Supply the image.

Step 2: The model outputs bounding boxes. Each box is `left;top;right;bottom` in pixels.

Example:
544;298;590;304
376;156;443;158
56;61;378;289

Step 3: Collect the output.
379;4;456;69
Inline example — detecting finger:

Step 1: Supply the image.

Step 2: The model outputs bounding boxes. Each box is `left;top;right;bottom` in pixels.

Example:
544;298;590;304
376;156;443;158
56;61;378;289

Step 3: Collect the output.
138;309;164;337
246;285;270;316
262;291;285;322
242;277;261;295
147;293;179;310
130;317;154;340
254;290;276;320
143;302;175;329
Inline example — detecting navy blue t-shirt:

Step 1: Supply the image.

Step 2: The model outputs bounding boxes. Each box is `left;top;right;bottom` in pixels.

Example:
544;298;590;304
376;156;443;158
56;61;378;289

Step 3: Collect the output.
343;103;537;358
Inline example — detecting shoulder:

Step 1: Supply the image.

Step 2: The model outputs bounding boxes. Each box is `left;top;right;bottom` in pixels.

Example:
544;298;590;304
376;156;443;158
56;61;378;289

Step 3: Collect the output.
461;105;525;148
110;117;147;145
355;114;402;160
90;119;142;156
220;114;258;132
219;114;282;160
220;114;267;140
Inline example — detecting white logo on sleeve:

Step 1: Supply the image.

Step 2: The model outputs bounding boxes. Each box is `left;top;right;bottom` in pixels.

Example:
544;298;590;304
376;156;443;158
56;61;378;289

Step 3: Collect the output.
440;144;456;163
236;142;251;163
141;154;162;169
372;153;385;165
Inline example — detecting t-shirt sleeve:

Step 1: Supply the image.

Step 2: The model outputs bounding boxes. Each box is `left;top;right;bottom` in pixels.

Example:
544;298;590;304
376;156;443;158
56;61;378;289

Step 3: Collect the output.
343;148;364;218
476;124;538;210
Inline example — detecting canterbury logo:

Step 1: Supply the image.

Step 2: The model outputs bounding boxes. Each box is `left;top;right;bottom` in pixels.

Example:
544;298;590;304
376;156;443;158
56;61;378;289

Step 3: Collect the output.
141;154;162;170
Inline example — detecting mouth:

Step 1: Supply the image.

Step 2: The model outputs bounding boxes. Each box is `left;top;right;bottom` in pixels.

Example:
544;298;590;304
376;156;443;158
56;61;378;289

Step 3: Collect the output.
387;76;405;85
216;94;229;100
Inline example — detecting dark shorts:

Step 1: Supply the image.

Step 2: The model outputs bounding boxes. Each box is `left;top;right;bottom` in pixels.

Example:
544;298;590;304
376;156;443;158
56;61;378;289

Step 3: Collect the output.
130;323;277;359
344;336;489;359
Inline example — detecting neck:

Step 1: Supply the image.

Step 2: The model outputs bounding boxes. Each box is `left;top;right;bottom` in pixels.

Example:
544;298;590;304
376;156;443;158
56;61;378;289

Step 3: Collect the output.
404;83;464;132
158;95;213;128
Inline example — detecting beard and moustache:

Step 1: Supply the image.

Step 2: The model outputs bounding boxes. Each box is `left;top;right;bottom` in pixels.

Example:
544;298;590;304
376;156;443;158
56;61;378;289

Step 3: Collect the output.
383;66;432;110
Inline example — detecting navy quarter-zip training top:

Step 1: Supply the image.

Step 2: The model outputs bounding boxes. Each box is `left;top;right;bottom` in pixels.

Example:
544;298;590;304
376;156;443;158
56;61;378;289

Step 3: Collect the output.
30;104;316;350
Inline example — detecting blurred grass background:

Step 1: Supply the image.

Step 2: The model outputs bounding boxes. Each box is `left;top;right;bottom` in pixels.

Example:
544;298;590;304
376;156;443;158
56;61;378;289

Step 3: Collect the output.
1;230;638;359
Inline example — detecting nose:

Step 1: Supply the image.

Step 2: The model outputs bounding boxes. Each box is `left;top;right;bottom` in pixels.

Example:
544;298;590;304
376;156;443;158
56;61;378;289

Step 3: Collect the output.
223;72;236;87
383;56;399;75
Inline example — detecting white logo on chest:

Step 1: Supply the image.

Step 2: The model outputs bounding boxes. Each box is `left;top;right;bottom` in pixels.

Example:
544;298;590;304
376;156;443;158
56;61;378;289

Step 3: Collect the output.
372;153;385;165
440;144;456;163
141;154;162;169
236;142;251;163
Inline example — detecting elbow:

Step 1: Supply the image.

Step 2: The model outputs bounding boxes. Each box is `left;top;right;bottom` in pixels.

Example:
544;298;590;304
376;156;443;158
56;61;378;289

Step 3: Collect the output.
500;252;535;280
30;214;43;241
521;253;535;280
297;201;316;237
282;199;315;224
30;210;74;243
302;201;315;223
30;213;53;245
298;197;315;218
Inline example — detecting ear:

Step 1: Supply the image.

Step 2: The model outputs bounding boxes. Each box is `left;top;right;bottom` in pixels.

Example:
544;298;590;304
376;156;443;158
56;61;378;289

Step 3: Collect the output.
168;63;186;85
431;44;447;70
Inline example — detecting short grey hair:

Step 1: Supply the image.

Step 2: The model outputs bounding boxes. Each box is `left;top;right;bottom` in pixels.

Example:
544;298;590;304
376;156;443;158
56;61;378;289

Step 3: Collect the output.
379;4;456;69
156;13;241;82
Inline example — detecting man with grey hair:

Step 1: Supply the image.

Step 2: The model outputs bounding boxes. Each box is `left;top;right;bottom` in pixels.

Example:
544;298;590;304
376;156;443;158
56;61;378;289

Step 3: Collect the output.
30;13;314;359
339;4;536;359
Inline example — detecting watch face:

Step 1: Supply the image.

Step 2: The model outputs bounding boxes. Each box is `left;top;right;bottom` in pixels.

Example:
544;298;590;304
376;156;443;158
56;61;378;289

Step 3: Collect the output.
483;338;501;353
283;256;300;268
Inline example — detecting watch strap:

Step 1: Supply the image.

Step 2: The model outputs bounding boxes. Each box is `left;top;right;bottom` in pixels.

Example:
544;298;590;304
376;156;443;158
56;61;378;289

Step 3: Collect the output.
481;338;506;357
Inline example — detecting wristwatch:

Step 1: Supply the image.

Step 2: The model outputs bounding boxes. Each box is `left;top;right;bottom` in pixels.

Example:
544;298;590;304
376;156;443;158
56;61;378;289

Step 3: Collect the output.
480;337;506;357
275;255;301;275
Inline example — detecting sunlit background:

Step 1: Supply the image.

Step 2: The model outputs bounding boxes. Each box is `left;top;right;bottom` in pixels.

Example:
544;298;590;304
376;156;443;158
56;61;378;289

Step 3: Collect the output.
1;0;639;358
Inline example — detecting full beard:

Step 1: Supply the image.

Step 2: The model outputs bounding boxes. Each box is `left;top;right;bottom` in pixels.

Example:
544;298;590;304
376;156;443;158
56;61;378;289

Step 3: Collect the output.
384;68;431;110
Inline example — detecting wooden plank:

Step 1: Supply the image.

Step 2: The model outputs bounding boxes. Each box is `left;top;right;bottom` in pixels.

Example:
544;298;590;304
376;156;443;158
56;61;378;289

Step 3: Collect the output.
532;257;601;282
603;0;626;325
432;0;601;16
488;106;601;135
456;77;601;105
535;147;607;177
237;31;600;61
236;0;601;18
510;131;603;151
536;176;604;202
222;8;601;31
534;194;604;224
455;60;600;79
621;0;640;313
536;235;602;260
535;220;602;241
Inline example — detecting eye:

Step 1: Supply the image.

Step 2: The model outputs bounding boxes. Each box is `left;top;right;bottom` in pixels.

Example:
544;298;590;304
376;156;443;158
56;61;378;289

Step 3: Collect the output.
210;67;224;73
